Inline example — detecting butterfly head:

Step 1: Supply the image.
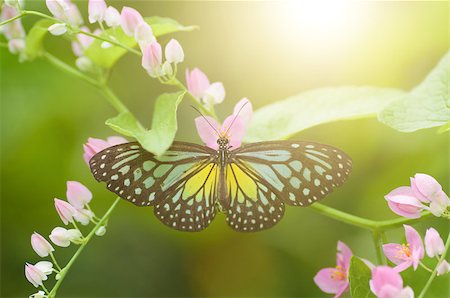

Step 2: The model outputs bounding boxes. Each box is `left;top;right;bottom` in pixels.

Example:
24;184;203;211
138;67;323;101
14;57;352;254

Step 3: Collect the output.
217;136;230;150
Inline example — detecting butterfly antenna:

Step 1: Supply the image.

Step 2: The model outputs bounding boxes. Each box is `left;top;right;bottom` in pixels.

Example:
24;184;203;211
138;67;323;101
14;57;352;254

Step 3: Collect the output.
191;105;220;137
224;101;249;136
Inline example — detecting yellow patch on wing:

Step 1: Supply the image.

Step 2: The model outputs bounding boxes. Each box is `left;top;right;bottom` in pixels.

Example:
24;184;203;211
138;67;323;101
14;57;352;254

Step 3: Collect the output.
183;163;217;200
228;164;258;203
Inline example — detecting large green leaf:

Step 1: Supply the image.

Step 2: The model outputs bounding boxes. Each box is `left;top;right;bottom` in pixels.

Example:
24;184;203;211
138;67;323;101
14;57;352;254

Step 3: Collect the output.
85;17;196;69
378;51;450;132
105;91;185;156
135;91;185;156
22;19;55;61
348;257;375;298
245;87;404;142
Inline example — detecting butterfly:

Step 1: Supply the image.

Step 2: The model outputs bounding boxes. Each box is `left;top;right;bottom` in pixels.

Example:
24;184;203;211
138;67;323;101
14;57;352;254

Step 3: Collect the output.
89;137;352;232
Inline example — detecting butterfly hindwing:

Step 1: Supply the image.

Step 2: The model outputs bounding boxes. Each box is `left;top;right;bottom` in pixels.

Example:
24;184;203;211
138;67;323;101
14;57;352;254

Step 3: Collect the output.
89;141;216;207
232;141;352;207
223;163;285;232
153;162;219;231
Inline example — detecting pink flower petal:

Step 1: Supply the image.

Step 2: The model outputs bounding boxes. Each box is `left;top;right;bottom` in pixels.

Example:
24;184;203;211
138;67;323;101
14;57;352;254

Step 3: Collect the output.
412;173;442;199
385;186;423;218
66;181;92;209
186;68;210;99
106;136;127;146
314;268;347;295
393;261;413;272
195;116;220;150
120;6;144;36
222;115;246;150
370;266;403;296
336;241;353;270
382;243;406;266
410;177;430;203
377;284;403;298
233;97;253;127
404;225;424;259
424;228;445;258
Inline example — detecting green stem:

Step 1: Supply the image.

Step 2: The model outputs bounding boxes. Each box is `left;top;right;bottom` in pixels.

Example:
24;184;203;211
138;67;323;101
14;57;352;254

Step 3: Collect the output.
0;12;26;26
372;230;385;265
49;252;62;272
309;203;432;231
418;231;450;298
47;197;121;298
22;10;60;23
97;84;130;114
76;30;141;56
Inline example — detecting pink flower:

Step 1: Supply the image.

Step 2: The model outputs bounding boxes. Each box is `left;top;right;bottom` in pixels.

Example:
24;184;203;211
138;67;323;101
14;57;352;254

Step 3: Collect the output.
135;22;155;51
1;6;25;40
54;198;77;225
120;6;144;36
66;181;92;209
83;136;127;165
385;186;425;219
383;225;424;272
71;27;100;57
46;0;83;26
195;98;252;150
65;1;83;26
186;68;225;107
370;266;414;298
7;38;25;54
437;260;450;276
49;227;83;247
313;241;352;298
424;228;445;257
88;0;107;24
165;39;184;64
411;173;450;216
25;263;47;287
142;41;162;77
31;233;54;257
105;6;121;27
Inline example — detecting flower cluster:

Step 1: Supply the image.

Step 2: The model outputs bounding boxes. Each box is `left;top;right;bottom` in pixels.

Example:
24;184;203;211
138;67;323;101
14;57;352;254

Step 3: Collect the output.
0;4;26;55
385;173;450;218
314;173;449;298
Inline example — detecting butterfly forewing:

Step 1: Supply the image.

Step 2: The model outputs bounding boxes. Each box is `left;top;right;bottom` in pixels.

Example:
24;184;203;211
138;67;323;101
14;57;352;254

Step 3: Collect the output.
89;141;217;208
232;141;352;207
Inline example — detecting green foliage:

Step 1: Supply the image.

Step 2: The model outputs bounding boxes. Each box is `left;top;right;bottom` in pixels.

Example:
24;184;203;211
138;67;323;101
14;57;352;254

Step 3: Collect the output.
348;257;375;298
378;51;450;132
85;17;196;68
106;91;185;156
22;19;55;61
245;87;404;142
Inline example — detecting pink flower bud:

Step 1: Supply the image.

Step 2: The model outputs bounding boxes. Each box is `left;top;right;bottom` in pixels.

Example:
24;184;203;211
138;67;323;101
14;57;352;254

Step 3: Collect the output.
165;39;184;64
203;82;225;106
29;291;46;298
437;260;450;276
7;38;25;54
370;266;414;298
66;181;92;209
135;22;155;51
105;6;121;27
384;186;425;218
25;263;47;287
120;6;143;36
66;2;84;26
49;227;82;247
83;136;127;165
410;173;443;202
88;0;107;24
34;261;53;275
185;68;210;99
48;23;67;36
31;232;54;257
424;228;445;257
54;198;76;225
142;41;162;78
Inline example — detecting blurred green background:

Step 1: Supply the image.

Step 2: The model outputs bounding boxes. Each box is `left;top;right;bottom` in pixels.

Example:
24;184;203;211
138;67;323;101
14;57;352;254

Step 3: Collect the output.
1;0;449;297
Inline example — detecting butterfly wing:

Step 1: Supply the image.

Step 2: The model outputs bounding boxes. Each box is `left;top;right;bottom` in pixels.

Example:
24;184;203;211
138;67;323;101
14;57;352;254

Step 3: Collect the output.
90;141;219;231
223;162;285;232
232;141;352;208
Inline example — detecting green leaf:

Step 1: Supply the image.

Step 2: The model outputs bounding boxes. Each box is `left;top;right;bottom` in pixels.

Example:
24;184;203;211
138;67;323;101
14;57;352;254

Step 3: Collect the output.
105;111;145;137
378;51;450;132
245;87;404;142
135;91;185;156
145;16;198;36
22;19;55;61
84;17;196;69
348;257;375;298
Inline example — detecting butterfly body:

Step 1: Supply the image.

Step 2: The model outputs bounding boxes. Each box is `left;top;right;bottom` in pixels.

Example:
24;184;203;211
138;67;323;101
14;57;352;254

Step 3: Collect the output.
90;139;352;232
